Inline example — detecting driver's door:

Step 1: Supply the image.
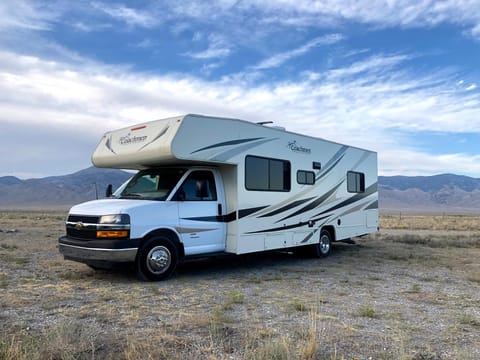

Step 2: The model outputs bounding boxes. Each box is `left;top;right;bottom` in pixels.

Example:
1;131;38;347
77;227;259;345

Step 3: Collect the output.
172;170;226;255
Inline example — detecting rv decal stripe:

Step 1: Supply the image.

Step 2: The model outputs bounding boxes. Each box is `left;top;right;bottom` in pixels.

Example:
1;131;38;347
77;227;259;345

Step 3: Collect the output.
277;182;343;222
301;232;315;243
258;197;316;218
223;211;237;222
138;125;169;151
105;136;117;154
317;155;344;180
246;221;309;234
211;138;277;162
239;206;269;219
246;215;330;235
315;182;378;216
180;207;268;224
365;200;378;210
175;227;218;234
191;137;265;154
181;216;222;222
317;146;348;180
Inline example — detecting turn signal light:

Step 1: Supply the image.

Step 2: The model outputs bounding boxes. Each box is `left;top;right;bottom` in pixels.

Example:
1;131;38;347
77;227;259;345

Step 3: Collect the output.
96;230;129;238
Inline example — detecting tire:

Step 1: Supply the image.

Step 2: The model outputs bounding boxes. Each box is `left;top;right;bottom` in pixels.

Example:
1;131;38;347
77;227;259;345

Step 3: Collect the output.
136;236;178;281
312;229;332;258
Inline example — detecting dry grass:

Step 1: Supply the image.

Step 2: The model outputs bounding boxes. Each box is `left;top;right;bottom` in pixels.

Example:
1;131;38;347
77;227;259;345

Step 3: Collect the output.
1;211;479;359
380;214;480;231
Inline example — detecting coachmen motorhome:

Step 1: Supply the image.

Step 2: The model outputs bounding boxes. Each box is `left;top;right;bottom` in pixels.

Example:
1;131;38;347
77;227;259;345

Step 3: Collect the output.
59;114;378;280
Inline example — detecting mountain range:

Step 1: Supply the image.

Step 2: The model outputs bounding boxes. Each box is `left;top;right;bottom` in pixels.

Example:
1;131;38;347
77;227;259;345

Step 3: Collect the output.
1;168;479;213
379;174;480;214
0;167;132;209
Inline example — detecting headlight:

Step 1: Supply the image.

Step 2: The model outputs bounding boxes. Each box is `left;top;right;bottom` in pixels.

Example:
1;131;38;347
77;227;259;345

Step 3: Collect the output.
97;214;130;239
99;214;130;224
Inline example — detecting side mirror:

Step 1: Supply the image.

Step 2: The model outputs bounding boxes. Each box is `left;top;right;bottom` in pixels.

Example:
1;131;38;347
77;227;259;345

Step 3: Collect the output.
105;184;113;198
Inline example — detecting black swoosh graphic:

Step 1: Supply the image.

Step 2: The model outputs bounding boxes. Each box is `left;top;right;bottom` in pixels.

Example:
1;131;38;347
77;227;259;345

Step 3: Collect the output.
245;215;330;235
258;197;316;218
276;182;343;222
191;137;265;154
139;125;169;151
314;182;377;217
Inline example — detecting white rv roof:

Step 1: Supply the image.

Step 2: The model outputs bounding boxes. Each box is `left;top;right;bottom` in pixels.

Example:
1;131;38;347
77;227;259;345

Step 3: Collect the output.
91;113;376;170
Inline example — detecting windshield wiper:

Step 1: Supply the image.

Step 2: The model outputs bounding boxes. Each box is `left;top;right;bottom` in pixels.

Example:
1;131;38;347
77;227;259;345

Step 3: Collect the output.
120;193;142;199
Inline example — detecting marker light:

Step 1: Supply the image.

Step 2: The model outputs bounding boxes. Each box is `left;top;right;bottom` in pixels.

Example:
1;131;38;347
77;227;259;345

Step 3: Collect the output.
96;230;129;238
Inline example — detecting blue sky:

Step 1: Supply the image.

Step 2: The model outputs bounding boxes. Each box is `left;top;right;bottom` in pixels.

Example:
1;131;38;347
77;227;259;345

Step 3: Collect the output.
1;0;480;179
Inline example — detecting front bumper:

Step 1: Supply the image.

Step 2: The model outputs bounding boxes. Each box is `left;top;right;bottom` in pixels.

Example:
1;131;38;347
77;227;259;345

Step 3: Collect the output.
58;236;139;263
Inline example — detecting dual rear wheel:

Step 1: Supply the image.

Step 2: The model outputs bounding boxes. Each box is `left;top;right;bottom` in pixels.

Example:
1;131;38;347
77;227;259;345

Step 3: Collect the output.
313;229;332;258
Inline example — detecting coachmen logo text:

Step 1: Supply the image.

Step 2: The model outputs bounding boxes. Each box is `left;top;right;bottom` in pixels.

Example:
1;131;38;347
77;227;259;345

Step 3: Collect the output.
119;133;147;145
287;140;311;154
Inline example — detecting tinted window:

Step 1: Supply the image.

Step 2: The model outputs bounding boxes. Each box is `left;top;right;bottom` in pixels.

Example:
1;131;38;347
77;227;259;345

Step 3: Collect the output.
120;168;186;200
347;171;365;193
297;170;315;185
245;156;290;191
173;171;217;201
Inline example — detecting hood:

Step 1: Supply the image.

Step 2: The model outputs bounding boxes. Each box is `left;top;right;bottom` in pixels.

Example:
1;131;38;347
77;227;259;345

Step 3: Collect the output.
69;198;156;215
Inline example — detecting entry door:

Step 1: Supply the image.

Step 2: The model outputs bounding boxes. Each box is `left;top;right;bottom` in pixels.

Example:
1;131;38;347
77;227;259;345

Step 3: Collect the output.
174;170;226;255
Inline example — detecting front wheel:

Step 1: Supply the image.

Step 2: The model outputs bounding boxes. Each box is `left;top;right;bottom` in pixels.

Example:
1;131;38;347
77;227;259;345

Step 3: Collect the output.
312;229;332;258
136;236;178;281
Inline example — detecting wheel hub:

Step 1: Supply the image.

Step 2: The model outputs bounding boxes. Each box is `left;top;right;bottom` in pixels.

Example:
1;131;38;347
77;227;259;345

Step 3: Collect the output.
320;235;330;254
147;246;171;274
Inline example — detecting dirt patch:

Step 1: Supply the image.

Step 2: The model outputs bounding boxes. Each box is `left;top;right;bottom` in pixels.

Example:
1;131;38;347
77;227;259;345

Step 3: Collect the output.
1;211;479;359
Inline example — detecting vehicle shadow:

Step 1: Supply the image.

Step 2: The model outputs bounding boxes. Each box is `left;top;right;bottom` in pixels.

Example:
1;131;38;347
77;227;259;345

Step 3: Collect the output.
174;241;360;280
84;241;362;282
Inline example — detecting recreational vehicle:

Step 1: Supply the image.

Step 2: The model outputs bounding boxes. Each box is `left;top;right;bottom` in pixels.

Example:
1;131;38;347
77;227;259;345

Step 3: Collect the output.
59;114;378;280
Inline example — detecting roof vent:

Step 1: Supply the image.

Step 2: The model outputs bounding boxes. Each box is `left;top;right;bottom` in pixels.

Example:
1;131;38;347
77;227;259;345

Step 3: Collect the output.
256;121;286;131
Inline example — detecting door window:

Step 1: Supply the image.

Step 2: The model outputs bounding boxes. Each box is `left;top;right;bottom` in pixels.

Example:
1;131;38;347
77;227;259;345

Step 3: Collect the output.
173;171;217;201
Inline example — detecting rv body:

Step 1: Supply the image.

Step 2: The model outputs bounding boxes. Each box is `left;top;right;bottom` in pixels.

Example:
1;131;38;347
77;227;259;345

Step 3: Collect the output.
59;114;378;280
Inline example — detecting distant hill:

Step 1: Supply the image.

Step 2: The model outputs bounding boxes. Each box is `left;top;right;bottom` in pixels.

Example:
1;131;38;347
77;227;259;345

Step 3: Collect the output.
379;174;480;214
1;168;479;213
0;167;132;208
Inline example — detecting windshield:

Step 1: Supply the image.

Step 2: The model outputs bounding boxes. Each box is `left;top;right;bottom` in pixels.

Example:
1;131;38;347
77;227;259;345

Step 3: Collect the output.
119;168;187;201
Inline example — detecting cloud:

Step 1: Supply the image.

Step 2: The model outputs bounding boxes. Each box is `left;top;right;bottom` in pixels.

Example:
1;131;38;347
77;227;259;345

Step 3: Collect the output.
252;33;344;70
3;1;480;40
254;0;480;37
0;0;59;31
91;2;159;28
160;0;480;40
380;150;480;177
1;47;480;178
183;33;232;60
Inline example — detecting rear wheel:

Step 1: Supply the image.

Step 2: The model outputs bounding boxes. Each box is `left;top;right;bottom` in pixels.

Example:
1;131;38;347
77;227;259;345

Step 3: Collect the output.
312;229;332;258
136;236;178;281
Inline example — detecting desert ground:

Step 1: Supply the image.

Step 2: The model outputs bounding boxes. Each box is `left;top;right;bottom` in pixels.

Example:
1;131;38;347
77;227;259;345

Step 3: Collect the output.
0;211;479;360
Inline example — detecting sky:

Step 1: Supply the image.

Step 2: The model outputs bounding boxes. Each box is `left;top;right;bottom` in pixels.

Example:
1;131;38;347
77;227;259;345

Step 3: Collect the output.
1;0;480;179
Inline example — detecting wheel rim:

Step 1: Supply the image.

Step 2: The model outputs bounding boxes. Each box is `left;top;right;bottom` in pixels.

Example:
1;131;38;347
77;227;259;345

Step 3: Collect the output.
146;246;171;275
319;234;330;254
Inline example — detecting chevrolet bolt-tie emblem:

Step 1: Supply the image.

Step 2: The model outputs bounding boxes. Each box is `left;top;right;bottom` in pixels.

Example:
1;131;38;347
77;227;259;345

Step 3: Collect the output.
75;222;84;230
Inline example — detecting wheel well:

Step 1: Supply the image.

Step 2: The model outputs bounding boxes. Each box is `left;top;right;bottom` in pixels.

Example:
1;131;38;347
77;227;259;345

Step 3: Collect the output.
321;225;336;242
141;229;185;258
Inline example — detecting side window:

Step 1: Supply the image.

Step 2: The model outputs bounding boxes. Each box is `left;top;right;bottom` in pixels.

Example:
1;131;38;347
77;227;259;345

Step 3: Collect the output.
245;155;291;192
173;171;217;201
297;170;315;185
347;171;365;193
